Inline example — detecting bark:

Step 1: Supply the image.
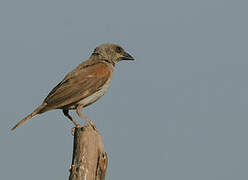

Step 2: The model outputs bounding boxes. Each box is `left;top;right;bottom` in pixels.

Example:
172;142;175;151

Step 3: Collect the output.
69;124;108;180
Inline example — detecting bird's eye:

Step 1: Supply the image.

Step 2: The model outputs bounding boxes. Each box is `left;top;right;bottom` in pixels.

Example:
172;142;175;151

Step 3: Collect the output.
92;47;100;56
94;47;99;52
116;46;122;53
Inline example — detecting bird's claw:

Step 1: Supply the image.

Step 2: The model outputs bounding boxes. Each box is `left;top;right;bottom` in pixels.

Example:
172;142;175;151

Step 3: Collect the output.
71;127;75;135
71;124;81;135
87;120;96;130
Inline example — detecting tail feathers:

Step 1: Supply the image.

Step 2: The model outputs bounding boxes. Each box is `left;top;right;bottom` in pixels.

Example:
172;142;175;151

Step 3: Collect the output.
11;102;47;131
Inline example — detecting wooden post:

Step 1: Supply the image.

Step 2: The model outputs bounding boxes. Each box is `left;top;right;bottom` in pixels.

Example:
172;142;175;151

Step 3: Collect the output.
69;124;108;180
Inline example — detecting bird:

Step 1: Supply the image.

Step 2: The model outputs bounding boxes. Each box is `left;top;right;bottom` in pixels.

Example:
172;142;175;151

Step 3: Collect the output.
11;43;134;131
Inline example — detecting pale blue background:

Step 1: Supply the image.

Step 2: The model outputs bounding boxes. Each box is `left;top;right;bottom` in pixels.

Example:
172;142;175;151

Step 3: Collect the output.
1;0;248;179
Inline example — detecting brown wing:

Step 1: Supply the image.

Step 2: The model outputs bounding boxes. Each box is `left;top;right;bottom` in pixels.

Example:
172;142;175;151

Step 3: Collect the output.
42;61;111;112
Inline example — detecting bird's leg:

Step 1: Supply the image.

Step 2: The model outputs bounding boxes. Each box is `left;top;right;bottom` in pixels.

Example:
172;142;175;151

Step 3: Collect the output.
76;104;96;129
63;109;81;128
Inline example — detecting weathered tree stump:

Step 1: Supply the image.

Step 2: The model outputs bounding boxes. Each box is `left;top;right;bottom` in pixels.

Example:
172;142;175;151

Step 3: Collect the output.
69;124;108;180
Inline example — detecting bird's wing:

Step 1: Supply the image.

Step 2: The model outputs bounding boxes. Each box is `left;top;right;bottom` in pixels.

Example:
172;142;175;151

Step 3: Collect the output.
42;61;111;111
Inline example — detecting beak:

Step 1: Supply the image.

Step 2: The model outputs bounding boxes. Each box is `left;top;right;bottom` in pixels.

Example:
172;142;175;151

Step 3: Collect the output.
122;51;134;60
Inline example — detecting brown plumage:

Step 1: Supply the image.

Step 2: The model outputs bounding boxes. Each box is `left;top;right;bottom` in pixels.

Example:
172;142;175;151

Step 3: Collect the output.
11;43;134;130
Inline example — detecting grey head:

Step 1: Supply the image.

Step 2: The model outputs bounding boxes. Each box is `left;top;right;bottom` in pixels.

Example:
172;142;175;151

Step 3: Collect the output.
91;43;134;65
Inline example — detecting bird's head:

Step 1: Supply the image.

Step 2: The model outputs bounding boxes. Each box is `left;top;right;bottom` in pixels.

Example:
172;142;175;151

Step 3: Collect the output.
91;43;134;65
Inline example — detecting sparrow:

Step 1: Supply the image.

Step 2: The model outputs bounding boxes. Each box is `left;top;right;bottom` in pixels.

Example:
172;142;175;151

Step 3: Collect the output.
11;43;134;130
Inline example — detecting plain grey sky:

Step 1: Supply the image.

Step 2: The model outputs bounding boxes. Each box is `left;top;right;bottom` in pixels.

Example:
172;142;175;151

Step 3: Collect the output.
1;0;248;179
